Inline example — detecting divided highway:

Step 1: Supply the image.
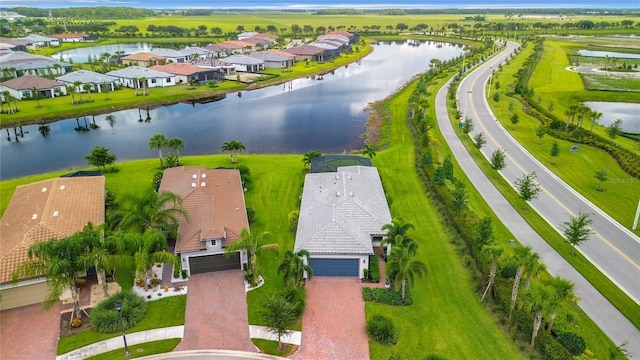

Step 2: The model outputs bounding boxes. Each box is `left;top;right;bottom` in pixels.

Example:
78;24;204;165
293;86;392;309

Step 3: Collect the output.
436;41;640;356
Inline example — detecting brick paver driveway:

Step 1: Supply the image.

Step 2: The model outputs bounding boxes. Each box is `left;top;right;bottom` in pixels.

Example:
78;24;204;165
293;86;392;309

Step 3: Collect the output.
291;277;369;360
0;303;61;360
175;270;255;352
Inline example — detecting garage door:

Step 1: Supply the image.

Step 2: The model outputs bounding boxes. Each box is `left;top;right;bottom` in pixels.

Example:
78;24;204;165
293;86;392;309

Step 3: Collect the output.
0;281;50;310
309;258;359;277
189;252;241;275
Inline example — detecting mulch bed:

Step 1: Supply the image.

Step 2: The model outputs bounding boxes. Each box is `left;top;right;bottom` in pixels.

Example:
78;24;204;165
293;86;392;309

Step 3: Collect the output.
59;308;93;338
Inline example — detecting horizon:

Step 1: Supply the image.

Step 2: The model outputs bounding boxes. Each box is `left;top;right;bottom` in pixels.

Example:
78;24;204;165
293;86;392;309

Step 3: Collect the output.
3;0;640;10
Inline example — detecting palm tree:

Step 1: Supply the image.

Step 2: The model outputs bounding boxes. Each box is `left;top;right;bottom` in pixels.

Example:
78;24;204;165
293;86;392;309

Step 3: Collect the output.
167;137;185;164
139;77;148;96
113;189;188;239
73;81;83;103
31;87;41;107
385;245;428;301
524;258;546;290
590;111;603;132
82;84;92;102
362;144;376;160
221;140;246;164
520;283;554;348
66;85;76;104
77;223;121;297
12;229;95;322
225;228;279;286
545;276;577;333
480;244;503;301
114;228;176;291
277;249;313;287
380;218;415;256
509;245;538;320
302;150;322;168
148;133;169;168
132;77;139;96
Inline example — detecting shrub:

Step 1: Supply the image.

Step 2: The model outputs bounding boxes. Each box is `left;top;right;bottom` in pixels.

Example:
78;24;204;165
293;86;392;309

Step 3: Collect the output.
366;315;398;345
535;331;572;360
288;210;299;233
424;356;447;360
90;290;148;333
246;207;256;224
362;287;412;305
369;255;380;283
557;332;586;356
282;286;306;319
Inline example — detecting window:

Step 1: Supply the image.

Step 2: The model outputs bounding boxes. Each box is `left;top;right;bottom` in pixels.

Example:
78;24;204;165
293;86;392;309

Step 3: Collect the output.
151;78;157;84
166;77;172;82
210;240;217;246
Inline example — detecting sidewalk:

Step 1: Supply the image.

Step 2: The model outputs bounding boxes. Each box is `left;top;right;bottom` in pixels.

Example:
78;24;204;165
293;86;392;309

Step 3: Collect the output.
248;325;301;346
56;326;184;360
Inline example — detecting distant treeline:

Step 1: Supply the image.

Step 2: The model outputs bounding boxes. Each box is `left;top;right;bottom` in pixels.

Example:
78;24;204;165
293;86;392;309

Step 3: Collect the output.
10;7;156;18
372;8;640;15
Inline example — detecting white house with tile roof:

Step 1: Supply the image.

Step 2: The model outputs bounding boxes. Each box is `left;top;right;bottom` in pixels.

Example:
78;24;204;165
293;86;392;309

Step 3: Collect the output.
56;69;118;93
294;166;392;278
106;66;175;89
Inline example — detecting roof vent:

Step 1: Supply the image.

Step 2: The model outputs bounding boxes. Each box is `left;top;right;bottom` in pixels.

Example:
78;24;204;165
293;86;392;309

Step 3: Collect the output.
349;191;354;197
41;187;47;192
335;174;340;180
201;173;206;178
347;174;352;180
192;174;197;179
336;191;341;197
53;210;60;217
60;185;66;190
201;182;206;187
191;182;196;188
31;214;38;220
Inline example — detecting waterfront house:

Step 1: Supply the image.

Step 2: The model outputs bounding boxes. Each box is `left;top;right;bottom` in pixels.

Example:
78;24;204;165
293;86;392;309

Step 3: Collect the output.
106;66;175;89
0;74;67;99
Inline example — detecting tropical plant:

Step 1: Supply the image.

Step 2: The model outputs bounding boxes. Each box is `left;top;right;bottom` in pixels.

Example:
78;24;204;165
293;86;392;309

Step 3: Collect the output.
114;228;176;290
362;144;376;160
380;218;415;257
167;137;185;165
561;211;593;256
302;150;322;168
225;228;279;286
77;223;121;298
90;290;148;333
509;244;537;320
73;80;83;103
520;283;554;348
589;111;603;132
545;276;577;333
86;145;117;170
480;244;503;301
385;245;428;301
594;169;608;192
148;133;169;168
221;140;246;164
366;314;398;345
112;189;188;239
277;249;313;288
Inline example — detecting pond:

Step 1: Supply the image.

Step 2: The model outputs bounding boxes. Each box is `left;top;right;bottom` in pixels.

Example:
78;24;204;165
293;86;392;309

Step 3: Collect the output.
577;50;640;60
583;101;640;134
51;43;155;63
1;41;464;180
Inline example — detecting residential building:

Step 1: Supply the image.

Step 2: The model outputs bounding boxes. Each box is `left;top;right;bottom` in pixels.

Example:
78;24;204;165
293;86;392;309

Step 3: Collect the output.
159;166;250;276
248;51;294;69
0;51;73;78
294;166;392;278
285;45;325;62
0;74;67;99
148;48;188;63
192;58;236;75
106;66;175;89
51;33;88;43
150;62;224;84
56;70;118;93
221;55;264;73
16;34;60;48
0;176;106;310
121;52;167;67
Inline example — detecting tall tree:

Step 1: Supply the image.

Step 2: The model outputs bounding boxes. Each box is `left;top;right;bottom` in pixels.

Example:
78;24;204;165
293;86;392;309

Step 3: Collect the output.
545;276;576;333
490;148;507;174
561;211;593;255
589;111;603;132
221;140;246;164
31;87;41;107
148;133;169;168
260;294;298;351
225;228;279;286
113;189;188;239
509;245;538;320
302;150;322;168
73;80;83;103
78;223;121;298
515;172;541;208
277;249;313;288
385;245;428;301
606;119;623;143
167;137;185;165
480;244;503;301
380;219;415;255
86;145;117;170
521;283;554;348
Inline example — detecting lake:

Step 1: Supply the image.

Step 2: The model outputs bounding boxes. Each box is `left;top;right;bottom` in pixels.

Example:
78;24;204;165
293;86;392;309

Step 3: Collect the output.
577;50;640;60
51;43;155;63
583;102;640;134
1;41;463;180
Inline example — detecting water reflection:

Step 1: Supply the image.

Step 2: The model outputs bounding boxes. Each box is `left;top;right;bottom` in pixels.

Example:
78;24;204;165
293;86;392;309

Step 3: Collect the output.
584;101;640;133
51;43;155;63
1;41;464;180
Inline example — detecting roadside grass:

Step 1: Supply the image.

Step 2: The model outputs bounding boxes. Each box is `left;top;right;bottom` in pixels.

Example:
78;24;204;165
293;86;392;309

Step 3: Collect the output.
492;40;640;236
57;295;186;355
250;339;296;357
366;77;525;359
84;339;181;360
582;74;640;92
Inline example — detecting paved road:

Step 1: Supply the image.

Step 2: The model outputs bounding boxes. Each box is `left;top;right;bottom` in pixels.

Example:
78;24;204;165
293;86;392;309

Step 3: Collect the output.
436;41;640;356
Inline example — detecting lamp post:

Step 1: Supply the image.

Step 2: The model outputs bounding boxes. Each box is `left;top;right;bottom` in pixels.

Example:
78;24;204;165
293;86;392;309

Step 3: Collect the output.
487;66;493;98
115;301;131;357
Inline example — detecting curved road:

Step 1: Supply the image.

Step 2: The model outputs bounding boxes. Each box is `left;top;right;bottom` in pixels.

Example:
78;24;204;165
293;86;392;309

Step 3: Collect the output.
436;41;640;356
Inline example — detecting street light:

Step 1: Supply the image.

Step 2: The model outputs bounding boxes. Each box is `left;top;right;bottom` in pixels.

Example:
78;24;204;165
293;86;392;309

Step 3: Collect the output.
115;301;131;357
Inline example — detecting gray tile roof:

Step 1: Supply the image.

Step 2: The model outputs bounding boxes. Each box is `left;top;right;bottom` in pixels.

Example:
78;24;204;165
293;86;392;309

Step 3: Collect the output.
221;54;264;65
248;51;291;62
56;70;118;84
294;166;392;255
17;34;58;43
148;48;188;58
0;51;71;71
106;66;174;79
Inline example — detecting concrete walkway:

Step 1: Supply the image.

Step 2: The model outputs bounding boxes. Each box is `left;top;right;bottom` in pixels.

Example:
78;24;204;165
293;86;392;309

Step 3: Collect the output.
248;325;301;346
56;326;184;360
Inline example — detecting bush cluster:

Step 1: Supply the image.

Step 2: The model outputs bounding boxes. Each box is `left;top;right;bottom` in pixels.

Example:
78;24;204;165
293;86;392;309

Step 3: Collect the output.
362;287;412;305
366;314;398;345
90;290;148;333
366;255;381;283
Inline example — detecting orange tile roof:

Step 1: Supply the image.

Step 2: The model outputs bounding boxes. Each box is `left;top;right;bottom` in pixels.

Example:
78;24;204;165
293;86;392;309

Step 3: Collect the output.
158;167;249;253
122;52;167;62
220;40;253;50
0;176;105;284
150;63;209;76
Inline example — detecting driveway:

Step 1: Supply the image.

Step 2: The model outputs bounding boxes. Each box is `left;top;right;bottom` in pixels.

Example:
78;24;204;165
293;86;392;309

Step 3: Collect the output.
175;271;255;352
291;278;369;360
0;302;61;360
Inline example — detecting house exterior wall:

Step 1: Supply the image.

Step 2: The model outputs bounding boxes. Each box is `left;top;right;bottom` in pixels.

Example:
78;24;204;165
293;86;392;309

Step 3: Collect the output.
145;76;175;88
178;240;248;276
308;254;368;279
0;278;50;310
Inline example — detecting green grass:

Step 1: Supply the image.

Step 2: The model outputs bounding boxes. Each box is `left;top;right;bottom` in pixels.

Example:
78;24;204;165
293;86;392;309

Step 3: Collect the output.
582;74;640;92
84;339;181;360
250;339;295;356
57;295;186;355
492;41;640;237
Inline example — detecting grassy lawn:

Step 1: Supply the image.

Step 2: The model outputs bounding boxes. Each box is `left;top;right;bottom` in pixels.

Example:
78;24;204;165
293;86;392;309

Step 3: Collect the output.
85;339;181;360
582;74;640;92
57;295;186;355
492;40;640;237
250;339;296;357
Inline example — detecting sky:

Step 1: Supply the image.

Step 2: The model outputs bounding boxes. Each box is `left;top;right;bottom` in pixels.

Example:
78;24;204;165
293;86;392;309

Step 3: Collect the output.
3;0;639;9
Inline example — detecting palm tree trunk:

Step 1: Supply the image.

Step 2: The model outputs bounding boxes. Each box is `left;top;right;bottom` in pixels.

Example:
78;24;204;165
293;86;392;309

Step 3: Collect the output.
401;279;406;301
531;311;542;348
510;267;523;319
481;261;497;301
100;269;109;297
546;311;556;332
158;148;164;168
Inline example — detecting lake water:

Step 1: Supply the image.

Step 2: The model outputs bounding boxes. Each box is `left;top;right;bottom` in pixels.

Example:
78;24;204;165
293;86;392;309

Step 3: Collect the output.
583;101;640;134
577;50;640;60
1;41;464;180
51;43;155;63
